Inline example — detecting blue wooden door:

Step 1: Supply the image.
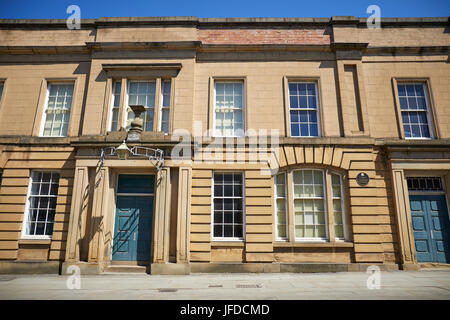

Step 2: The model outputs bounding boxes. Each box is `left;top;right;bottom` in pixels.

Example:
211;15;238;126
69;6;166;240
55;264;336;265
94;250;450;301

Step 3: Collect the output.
410;195;450;263
112;175;154;261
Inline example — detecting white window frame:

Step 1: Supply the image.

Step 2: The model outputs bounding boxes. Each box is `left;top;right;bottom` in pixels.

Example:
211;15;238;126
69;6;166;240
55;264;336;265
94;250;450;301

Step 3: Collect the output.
123;80;157;131
108;80;122;132
211;172;245;241
292;169;328;242
213;81;245;138
21;171;60;240
159;80;171;134
274;172;288;241
39;82;74;137
288;81;321;138
398;82;435;140
332;173;347;241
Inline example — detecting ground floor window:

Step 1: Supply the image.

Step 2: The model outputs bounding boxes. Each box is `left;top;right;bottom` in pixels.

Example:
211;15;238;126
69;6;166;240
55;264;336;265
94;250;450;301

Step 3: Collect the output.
213;172;244;240
22;171;60;238
275;168;347;242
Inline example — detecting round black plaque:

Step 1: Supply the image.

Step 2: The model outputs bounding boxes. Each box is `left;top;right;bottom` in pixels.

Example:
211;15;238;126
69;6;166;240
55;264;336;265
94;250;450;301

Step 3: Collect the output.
356;172;370;186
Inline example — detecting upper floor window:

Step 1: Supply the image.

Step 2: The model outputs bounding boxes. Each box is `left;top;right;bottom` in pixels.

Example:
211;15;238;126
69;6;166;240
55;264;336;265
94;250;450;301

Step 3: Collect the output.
274;168;347;242
0;82;4;101
214;81;244;137
108;78;172;133
127;81;156;131
160;80;171;134
288;82;320;137
397;83;434;139
109;80;121;131
22;171;60;238
41;83;74;137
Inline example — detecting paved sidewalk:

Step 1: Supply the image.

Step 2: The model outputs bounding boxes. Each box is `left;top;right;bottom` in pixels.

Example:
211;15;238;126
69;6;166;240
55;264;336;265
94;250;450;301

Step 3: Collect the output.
0;270;449;300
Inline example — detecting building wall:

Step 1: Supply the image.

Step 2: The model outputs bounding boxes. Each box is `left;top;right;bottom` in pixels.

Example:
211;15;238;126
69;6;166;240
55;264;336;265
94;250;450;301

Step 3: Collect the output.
0;17;449;272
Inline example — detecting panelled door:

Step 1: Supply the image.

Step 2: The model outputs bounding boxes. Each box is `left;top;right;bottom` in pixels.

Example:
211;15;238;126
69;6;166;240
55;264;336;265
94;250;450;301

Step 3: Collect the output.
410;194;450;263
112;175;154;261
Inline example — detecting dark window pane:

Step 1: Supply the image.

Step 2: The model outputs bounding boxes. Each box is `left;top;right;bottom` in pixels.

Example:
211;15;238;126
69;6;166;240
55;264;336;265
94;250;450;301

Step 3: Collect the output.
418;112;427;124
214;212;223;223
399;97;408;109
224;225;233;237
40;183;49;195
403;124;411;137
233;174;242;184
291;124;299;136
234;212;243;224
224;212;233;223
420;125;430;138
223;199;233;210
39;198;49;209
46;210;55;223
398;85;406;96
408;97;417;109
411;125;420;137
290;96;298;108
417;97;426;110
299;96;307;108
223;174;233;184
299;111;308;122
50;184;59;196
233;185;242;197
214;225;222;237
30;222;36;235
45;223;54;236
224;184;233;196
42;173;51;182
214;199;223;210
214;185;223;197
300;124;309;136
35;223;45;235
409;112;418;124
49;197;57;209
309;110;317;123
307;96;316;109
234;225;243;238
233;199;242;211
406;85;415;96
37;210;47;222
415;84;424;96
288;83;297;94
298;84;307;95
290;110;299;122
307;83;316;95
310;124;318;137
214;174;223;184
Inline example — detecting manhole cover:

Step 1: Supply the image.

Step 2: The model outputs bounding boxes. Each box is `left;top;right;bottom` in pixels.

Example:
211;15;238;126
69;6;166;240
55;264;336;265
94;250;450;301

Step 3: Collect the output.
158;288;178;293
236;284;262;289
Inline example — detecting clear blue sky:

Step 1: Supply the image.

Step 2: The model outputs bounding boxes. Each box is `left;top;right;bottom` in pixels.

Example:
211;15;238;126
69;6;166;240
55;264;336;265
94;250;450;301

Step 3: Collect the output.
0;0;449;19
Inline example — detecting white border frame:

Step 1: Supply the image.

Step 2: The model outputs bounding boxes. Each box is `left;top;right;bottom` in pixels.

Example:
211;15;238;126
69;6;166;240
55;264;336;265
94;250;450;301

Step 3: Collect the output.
21;170;60;240
211;171;246;242
287;81;321;138
212;80;245;138
39;82;75;137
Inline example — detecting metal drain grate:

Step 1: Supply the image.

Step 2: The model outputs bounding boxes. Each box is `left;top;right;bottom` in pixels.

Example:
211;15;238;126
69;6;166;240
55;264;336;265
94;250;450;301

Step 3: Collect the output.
158;288;178;293
236;284;262;289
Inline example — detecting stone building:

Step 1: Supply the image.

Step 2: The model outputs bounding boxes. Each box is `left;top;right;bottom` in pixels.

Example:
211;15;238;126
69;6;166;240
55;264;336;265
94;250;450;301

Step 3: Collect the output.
0;16;449;274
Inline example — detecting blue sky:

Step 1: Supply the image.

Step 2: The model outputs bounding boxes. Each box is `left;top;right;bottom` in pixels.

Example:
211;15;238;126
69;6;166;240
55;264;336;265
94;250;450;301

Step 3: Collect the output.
0;0;449;19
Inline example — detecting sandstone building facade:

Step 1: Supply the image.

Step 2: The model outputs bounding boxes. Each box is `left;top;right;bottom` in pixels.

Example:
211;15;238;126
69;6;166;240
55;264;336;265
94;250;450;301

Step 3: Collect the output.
0;16;449;274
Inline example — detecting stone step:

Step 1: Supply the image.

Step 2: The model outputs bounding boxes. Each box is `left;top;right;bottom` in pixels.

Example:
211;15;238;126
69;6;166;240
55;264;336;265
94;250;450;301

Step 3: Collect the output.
103;265;148;274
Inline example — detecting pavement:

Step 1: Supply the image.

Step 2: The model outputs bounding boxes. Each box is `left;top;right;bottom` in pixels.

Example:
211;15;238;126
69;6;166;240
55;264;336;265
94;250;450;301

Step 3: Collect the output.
0;270;449;300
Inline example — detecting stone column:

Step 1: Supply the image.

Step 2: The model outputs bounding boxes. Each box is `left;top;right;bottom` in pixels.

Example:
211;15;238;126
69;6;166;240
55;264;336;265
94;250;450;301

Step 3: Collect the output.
65;166;89;262
176;167;192;263
391;169;416;266
152;167;171;263
88;167;109;263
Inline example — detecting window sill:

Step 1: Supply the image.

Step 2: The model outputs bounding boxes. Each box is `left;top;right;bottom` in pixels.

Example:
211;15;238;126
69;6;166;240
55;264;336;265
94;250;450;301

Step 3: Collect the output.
273;242;353;248
19;239;51;245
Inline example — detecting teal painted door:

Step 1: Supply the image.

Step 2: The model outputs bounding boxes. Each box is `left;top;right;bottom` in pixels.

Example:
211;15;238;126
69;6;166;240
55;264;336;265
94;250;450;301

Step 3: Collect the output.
410;195;450;263
112;175;154;261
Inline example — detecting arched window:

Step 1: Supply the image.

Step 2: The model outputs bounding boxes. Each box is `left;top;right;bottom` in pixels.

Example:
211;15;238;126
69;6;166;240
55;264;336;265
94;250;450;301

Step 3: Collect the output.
275;168;348;242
